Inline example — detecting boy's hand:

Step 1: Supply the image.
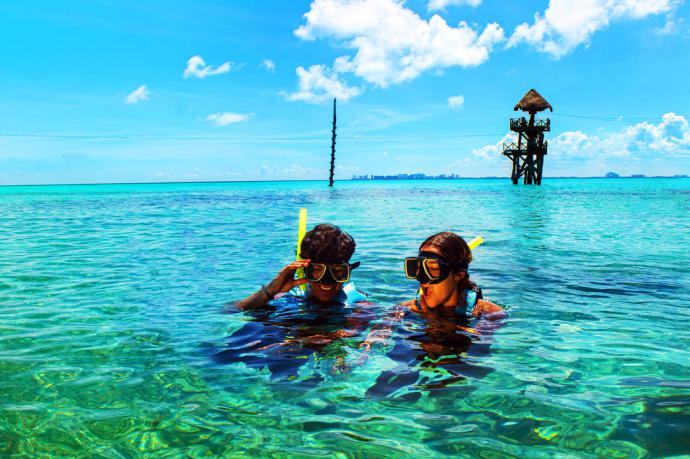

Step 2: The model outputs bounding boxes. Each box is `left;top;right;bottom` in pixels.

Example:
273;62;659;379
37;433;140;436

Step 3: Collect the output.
266;260;311;295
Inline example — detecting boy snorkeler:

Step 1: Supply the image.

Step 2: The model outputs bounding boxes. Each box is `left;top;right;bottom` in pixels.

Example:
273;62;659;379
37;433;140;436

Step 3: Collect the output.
236;223;366;309
216;224;372;380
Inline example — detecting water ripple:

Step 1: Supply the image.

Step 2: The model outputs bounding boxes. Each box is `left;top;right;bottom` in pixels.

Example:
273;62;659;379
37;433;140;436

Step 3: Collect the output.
1;178;689;457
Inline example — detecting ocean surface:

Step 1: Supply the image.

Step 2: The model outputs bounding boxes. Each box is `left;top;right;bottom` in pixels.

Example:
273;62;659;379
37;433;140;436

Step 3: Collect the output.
1;178;689;458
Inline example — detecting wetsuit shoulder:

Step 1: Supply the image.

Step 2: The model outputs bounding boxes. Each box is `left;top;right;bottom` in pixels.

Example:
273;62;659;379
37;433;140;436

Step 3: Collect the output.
472;299;504;316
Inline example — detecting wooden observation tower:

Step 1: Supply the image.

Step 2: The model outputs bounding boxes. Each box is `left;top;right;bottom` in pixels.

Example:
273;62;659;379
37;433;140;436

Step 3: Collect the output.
502;89;553;185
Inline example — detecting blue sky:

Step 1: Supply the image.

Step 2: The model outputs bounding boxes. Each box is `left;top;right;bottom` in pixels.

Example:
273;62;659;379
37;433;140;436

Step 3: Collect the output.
1;0;690;184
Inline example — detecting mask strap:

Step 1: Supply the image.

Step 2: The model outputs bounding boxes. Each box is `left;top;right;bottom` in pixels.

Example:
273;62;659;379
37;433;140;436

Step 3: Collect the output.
417;251;447;261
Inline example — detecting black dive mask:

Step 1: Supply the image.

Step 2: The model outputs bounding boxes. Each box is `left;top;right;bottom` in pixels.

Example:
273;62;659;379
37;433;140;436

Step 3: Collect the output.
404;251;467;285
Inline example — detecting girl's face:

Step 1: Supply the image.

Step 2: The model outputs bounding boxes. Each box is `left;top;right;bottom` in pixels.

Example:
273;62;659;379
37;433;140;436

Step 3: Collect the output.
418;245;465;309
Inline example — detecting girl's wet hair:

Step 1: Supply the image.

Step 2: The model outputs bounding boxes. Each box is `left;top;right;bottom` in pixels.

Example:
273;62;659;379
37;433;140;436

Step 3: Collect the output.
419;231;476;292
300;224;355;263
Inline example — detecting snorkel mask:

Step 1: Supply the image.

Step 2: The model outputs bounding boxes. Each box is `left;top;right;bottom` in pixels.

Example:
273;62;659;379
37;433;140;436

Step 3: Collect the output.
306;261;360;285
404;251;467;284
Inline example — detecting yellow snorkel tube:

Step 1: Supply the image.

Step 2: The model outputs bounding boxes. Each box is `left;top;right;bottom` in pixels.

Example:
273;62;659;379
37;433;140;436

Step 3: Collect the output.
296;208;308;292
468;236;483;251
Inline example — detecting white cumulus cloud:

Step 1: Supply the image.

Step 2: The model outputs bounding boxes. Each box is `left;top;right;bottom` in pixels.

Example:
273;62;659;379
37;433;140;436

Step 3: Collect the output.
294;0;504;88
284;65;361;103
537;113;690;160
205;112;250;126
125;85;150;104
428;0;482;11
448;94;465;108
466;112;690;176
184;55;232;78
508;0;679;58
261;59;276;72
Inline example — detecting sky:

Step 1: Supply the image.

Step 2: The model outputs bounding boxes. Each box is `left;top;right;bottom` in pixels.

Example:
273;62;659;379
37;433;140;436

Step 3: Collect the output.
1;0;690;185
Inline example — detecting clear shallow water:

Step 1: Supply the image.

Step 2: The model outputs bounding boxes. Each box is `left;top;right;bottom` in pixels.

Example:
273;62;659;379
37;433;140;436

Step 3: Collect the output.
1;178;689;458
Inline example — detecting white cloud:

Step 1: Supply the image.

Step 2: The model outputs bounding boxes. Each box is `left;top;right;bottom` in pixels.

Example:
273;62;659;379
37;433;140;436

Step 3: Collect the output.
382;150;400;161
445;132;515;176
467;132;515;160
125;85;150;104
539;113;690;160
283;64;361;103
261;59;276;72
428;0;481;11
183;55;232;78
508;0;679;58
448;94;465;108
185;166;204;179
655;13;685;35
294;0;504;88
465;113;690;176
205;112;250;126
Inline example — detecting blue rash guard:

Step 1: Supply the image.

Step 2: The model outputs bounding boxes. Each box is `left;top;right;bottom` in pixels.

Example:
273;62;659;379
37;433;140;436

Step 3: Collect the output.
289;282;369;305
212;282;370;380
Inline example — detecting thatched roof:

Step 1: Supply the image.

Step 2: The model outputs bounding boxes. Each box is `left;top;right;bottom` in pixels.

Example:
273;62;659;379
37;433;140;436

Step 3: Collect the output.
514;89;552;113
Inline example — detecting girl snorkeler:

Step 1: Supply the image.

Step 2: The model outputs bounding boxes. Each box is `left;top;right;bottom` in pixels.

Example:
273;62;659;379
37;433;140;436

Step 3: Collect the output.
358;232;504;397
362;231;504;352
402;231;503;317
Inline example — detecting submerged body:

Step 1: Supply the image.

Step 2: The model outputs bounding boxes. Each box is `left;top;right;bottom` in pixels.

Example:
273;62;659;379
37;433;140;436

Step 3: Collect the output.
215;283;373;379
363;287;504;399
225;224;372;379
363;231;505;397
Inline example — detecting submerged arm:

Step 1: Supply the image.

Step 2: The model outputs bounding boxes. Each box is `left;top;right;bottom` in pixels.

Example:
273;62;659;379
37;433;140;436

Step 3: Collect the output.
360;302;408;351
470;299;507;337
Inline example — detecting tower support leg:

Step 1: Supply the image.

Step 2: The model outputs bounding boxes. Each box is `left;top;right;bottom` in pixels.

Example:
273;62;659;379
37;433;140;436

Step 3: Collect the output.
524;154;533;185
511;155;519;184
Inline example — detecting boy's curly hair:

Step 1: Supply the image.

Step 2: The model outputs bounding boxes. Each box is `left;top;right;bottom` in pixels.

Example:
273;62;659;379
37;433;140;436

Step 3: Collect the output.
300;224;356;263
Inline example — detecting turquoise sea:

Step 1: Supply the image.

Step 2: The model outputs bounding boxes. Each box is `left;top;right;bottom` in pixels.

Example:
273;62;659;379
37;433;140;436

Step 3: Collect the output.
1;178;689;458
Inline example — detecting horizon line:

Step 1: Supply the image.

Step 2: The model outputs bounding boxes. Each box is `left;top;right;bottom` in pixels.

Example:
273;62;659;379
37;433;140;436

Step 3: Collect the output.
1;175;688;188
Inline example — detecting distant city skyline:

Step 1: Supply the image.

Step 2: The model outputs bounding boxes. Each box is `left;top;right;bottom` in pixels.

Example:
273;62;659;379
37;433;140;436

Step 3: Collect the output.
351;172;689;181
2;1;690;185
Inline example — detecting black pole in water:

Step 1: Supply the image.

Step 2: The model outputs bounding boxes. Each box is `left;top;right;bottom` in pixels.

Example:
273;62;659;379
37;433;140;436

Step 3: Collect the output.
329;98;337;187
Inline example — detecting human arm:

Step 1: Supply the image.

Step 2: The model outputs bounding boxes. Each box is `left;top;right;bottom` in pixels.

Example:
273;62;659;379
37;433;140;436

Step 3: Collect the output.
472;299;505;318
359;302;409;352
234;260;310;310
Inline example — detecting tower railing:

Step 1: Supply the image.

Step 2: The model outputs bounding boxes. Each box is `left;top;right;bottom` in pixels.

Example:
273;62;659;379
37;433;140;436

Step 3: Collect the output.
509;118;550;131
502;141;548;155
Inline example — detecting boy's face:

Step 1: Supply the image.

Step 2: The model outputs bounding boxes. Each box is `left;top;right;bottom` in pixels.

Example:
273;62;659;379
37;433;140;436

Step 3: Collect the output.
308;280;343;302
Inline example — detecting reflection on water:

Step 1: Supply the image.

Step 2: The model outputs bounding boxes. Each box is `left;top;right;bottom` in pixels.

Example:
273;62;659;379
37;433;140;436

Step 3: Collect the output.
211;293;376;380
365;308;499;401
1;178;689;457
